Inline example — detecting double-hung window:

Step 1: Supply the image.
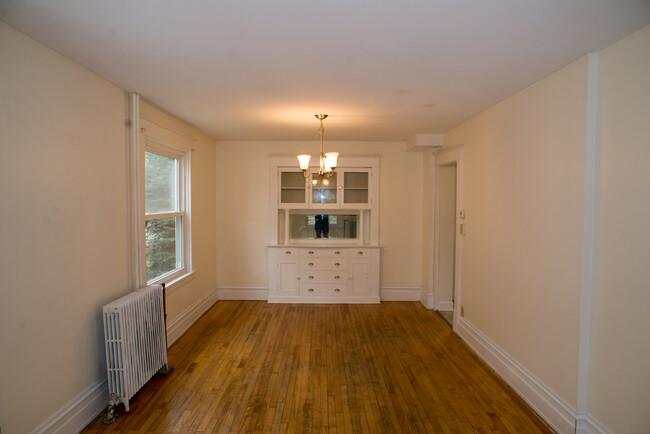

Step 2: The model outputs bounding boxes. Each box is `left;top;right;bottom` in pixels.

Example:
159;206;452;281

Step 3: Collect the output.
142;141;191;285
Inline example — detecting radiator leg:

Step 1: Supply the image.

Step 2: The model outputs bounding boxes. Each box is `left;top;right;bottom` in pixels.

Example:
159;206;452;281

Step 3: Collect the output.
157;364;174;377
102;393;118;425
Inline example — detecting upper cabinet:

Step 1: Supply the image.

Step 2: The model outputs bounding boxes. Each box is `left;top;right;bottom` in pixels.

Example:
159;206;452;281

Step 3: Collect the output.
341;169;370;207
270;156;380;245
280;170;307;205
277;161;376;210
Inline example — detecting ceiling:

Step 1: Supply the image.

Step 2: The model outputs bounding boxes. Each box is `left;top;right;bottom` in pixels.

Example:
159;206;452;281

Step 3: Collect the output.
1;1;649;141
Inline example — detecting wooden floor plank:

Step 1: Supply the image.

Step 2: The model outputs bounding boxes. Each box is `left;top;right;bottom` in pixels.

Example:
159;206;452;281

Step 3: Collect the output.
84;301;553;433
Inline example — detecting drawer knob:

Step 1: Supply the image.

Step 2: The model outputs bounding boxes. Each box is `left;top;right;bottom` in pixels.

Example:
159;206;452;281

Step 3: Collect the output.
335;276;340;279
357;251;364;255
308;262;314;266
285;251;291;255
308;251;314;255
334;288;340;292
335;262;340;266
308;288;314;292
335;251;341;255
308;276;314;279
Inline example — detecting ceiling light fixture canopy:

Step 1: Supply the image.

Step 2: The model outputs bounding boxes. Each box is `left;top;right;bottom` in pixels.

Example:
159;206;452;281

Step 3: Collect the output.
298;114;339;183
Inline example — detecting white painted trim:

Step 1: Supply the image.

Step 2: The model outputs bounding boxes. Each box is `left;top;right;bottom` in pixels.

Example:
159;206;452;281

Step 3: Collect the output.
576;411;612;434
436;301;454;311
216;286;423;302
380;287;421;301
131;92;145;289
420;289;434;309
577;52;601;414
218;286;268;301
30;378;108;434
433;145;463;331
166;286;218;346
434;145;461;165
456;317;577;434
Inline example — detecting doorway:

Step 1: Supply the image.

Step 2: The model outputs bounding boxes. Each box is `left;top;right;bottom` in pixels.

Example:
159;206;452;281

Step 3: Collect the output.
433;147;462;330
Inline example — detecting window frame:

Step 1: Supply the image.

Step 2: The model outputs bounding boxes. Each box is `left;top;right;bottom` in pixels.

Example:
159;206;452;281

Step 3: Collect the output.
135;133;193;290
142;140;190;285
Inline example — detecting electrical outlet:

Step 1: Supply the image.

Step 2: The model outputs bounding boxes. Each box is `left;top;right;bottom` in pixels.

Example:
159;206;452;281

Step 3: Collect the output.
461;306;465;317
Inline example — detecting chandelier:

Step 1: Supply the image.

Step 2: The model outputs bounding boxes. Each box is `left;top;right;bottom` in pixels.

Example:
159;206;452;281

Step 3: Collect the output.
297;114;339;185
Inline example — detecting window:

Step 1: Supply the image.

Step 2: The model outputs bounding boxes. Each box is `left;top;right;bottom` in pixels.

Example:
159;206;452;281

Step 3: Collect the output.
141;142;191;285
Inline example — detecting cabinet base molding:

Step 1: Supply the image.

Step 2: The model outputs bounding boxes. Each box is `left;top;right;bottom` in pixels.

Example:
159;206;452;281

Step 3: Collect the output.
269;295;380;304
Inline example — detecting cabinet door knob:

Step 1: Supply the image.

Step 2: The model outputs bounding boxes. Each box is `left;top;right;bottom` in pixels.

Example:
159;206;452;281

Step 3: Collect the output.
357;251;364;255
285;251;291;255
335;276;340;279
308;251;314;255
308;288;314;292
335;251;341;255
334;288;340;292
308;262;314;266
308;276;314;279
335;262;340;266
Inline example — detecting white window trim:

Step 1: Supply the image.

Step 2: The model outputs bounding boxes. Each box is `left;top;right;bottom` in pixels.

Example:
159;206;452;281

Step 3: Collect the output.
132;93;193;292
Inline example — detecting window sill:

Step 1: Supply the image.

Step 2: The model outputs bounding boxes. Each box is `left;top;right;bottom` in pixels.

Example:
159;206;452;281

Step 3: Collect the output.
164;270;196;295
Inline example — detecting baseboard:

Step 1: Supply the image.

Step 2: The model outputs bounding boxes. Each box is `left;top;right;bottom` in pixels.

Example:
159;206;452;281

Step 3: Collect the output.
456;317;577;434
216;286;424;302
31;378;108;434
380;287;421;301
576;411;612;434
167;286;218;346
436;301;454;311
31;286;217;434
420;290;434;309
217;286;268;300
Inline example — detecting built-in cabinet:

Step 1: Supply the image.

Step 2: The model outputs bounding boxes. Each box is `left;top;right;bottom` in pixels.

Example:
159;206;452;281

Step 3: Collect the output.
268;156;381;303
279;168;372;209
268;246;380;303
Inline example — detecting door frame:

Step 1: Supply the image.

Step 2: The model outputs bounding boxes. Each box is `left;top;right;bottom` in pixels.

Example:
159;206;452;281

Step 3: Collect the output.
433;145;463;330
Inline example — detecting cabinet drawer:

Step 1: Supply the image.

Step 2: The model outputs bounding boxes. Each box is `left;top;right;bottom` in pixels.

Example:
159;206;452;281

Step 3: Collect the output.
301;257;348;270
300;270;347;283
301;248;348;258
277;248;300;257
350;248;372;257
300;284;348;297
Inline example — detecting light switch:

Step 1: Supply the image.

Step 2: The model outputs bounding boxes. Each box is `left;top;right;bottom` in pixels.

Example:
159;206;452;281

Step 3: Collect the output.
460;223;467;236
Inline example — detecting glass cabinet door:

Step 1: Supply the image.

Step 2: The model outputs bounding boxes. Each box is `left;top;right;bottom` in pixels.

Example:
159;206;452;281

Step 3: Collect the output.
342;170;370;207
311;172;338;206
280;171;307;206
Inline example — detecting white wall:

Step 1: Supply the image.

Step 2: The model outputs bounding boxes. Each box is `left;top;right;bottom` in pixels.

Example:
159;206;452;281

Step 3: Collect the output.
0;23;128;433
444;56;589;408
215;141;422;291
588;25;650;433
0;23;217;433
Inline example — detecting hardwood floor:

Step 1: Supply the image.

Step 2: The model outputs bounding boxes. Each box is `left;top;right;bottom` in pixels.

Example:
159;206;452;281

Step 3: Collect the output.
84;301;552;433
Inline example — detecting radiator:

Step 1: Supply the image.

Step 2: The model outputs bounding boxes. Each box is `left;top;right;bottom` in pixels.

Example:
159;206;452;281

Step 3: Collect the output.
103;285;168;412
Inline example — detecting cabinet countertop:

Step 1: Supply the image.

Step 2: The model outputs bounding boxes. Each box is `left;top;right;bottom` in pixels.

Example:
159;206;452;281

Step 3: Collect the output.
267;244;381;248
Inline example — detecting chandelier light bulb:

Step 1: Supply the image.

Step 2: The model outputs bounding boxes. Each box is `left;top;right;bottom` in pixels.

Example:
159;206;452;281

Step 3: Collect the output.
297;114;338;178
